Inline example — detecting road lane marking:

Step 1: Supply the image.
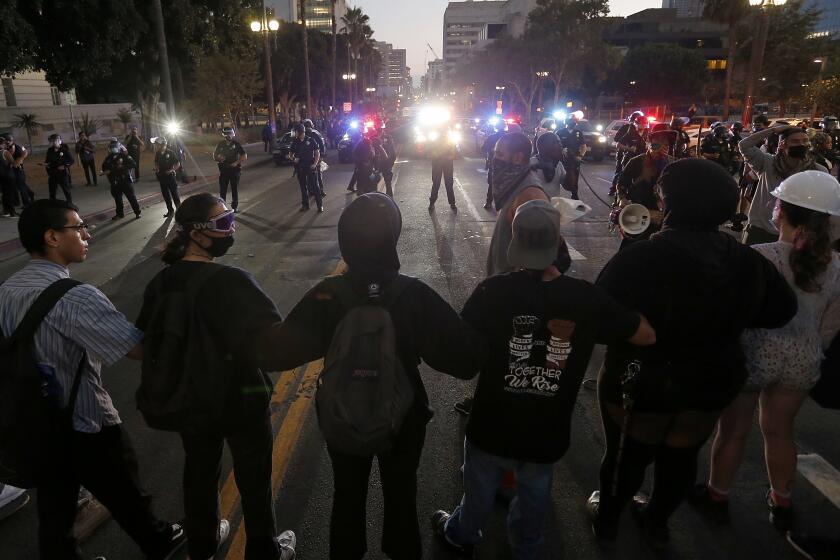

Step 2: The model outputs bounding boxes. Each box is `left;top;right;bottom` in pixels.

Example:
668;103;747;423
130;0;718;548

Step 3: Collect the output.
597;177;611;184
453;176;484;223
224;360;323;559
798;453;840;510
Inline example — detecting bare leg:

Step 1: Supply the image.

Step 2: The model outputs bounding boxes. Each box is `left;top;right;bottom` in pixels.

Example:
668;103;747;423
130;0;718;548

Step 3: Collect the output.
708;392;760;493
759;386;809;497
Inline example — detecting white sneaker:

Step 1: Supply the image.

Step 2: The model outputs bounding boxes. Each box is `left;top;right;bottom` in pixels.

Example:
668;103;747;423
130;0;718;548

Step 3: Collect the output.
276;529;296;559
0;485;29;520
188;520;230;560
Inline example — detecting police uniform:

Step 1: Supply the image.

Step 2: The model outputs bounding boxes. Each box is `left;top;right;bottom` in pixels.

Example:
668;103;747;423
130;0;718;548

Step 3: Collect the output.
558;124;586;200
7;142;33;207
670;128;691;159
124;133;144;179
379;134;397;197
75;138;97;186
429;136;457;208
616;153;674;249
102;152;141;218
700;134;733;171
154;147;182;215
213;139;246;210
481;130;505;207
612;122;645;192
290;135;322;210
305;128;327;196
45;144;75;203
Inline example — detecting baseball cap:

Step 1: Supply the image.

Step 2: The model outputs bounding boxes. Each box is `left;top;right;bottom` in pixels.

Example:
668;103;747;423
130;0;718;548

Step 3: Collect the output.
507;199;563;270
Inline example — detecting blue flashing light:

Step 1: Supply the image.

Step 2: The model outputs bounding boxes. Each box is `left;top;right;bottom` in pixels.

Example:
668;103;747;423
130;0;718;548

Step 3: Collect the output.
349;120;359;129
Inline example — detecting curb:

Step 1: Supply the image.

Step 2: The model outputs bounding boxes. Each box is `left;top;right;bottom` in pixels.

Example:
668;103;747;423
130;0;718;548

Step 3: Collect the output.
0;155;275;261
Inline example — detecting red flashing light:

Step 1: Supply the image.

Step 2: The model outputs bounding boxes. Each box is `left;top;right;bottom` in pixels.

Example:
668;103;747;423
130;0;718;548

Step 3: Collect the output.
365;120;375;128
647;116;656;123
505;118;515;124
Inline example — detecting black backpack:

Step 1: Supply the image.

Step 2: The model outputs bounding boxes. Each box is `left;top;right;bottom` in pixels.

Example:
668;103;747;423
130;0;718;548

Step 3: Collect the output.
137;263;227;432
316;275;416;456
0;278;85;488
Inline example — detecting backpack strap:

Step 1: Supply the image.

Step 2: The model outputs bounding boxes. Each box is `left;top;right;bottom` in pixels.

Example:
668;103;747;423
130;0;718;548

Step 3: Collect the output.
377;275;416;311
10;278;82;343
323;274;416;314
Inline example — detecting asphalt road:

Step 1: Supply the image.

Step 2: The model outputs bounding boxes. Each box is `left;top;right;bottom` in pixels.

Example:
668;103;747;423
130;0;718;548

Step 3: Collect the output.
0;145;838;560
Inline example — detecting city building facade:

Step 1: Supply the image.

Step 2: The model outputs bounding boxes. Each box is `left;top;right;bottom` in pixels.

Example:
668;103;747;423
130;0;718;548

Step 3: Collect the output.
375;42;411;98
660;0;706;19
267;0;347;31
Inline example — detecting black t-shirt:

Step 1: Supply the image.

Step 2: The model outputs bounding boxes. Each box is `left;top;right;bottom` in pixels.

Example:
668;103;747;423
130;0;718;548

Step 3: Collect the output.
461;271;640;463
124;134;142;158
154;148;180;175
45;145;74;172
136;262;283;417
214;140;246;168
101;153;136;182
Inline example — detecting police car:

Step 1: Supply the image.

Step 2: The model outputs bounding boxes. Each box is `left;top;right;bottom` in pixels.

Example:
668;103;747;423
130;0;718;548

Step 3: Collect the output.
271;132;296;166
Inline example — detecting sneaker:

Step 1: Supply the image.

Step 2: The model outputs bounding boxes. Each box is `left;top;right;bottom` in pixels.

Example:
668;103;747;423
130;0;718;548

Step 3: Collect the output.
152;522;188;560
585;491;617;543
111;214;125;221
218;519;231;545
483;201;493;210
276;529;296;560
767;489;794;531
300;205;309;212
453;397;473;416
0;485;29;520
632;494;670;548
134;213;142;219
430;510;473;557
786;532;840;560
163;211;173;218
686;483;730;524
317;206;324;213
450;204;458;213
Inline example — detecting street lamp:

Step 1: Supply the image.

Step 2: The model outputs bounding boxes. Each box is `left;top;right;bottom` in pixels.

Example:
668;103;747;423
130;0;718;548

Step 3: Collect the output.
743;0;788;125
811;56;829;120
342;73;357;107
251;9;280;151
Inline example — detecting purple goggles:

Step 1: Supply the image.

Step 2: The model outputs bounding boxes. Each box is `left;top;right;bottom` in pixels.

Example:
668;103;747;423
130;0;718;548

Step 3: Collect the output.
189;209;235;233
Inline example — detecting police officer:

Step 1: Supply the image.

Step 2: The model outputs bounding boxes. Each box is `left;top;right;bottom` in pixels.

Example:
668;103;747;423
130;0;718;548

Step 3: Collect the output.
1;133;33;208
213;127;247;212
610;111;646;195
669;116;691;159
44;134;74;203
351;134;377;196
428;127;459;212
730;122;746;177
101;140;141;220
124;125;145;180
75;132;97;186
0;135;17;217
377;128;397;198
700;124;734;171
153;137;181;218
290;123;323;212
557;115;587;200
481;125;505;209
303;119;327;197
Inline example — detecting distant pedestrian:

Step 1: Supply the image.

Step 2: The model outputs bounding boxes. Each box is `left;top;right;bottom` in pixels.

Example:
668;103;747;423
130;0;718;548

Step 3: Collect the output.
75;132;97;186
44;134;74;204
0;199;186;560
213;127;247;212
152;137;181;218
432;200;655;559
138;192;297;560
270;193;485;560
1;133;34;208
101;140;141;220
262;123;272;152
123;125;144;180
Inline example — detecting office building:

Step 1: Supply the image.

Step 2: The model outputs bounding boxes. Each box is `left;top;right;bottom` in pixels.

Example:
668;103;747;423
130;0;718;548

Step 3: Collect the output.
374;42;410;97
267;0;347;31
661;0;705;18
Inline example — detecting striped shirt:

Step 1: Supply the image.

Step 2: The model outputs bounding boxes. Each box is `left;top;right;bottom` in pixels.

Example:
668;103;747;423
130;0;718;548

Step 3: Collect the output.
0;259;142;433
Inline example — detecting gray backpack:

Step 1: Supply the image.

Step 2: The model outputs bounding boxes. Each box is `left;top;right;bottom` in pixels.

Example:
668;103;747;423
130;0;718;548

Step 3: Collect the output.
316;275;416;456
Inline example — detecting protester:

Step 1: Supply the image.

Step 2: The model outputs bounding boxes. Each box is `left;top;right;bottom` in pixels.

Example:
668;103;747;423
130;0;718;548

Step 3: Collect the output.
1;133;33;208
268;193;485;560
740;124;829;245
481;125;506;209
351;135;378;196
810;130;834;174
531;131;567;196
0;199;185;560
586;159;798;548
124;125;144;180
262;123;272;152
75;132;97;186
137;192;296;560
432;200;655;559
693;171;840;531
0;135;18;217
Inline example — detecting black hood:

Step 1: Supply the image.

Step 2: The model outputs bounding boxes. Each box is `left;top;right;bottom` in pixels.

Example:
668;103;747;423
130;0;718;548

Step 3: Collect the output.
338;193;402;283
652;229;743;285
658;158;739;232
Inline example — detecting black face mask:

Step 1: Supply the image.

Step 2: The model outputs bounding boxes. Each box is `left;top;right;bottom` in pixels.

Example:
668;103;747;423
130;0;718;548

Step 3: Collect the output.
203;234;234;257
787;145;809;159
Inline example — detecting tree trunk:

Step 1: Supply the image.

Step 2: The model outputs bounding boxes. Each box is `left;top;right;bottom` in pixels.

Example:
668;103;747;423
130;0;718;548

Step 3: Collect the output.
299;0;313;117
722;14;737;121
331;1;337;110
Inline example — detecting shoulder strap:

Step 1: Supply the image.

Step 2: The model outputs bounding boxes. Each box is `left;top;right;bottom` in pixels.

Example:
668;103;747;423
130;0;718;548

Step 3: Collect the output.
377;275;416;310
10;278;82;344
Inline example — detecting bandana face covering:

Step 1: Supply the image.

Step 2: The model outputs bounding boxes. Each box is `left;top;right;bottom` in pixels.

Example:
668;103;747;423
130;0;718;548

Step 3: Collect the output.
492;158;532;209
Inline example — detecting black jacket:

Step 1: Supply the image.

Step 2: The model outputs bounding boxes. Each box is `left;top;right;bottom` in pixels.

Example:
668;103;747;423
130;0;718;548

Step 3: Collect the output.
597;230;797;411
267;273;486;422
102;153;136;183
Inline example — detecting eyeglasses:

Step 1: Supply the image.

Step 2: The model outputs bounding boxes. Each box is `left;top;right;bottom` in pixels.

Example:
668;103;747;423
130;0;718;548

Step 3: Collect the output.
188;210;235;233
57;223;90;231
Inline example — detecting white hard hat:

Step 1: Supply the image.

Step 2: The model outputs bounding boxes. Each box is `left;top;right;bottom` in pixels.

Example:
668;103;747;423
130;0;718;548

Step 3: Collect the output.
771;170;840;216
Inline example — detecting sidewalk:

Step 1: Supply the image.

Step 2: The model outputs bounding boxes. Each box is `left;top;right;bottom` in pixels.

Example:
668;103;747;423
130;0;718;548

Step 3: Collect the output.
0;142;272;259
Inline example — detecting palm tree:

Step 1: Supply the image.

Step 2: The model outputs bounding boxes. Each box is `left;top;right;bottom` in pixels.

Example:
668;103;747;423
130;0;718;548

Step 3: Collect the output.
116;108;134;135
704;0;751;120
342;7;374;101
12;113;42;149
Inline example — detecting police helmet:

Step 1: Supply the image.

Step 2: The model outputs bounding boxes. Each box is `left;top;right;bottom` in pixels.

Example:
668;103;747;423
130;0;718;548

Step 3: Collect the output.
293;123;306;135
712;123;729;138
823;116;838;130
154;136;168;145
108;139;124;154
753;114;770;126
221;127;235;137
0;132;13;142
730;122;744;132
651;122;670;134
302;119;314;129
629;111;644;124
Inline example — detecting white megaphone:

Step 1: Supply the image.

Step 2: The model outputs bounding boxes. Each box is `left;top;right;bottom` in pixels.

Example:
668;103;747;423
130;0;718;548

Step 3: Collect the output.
618;204;652;237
